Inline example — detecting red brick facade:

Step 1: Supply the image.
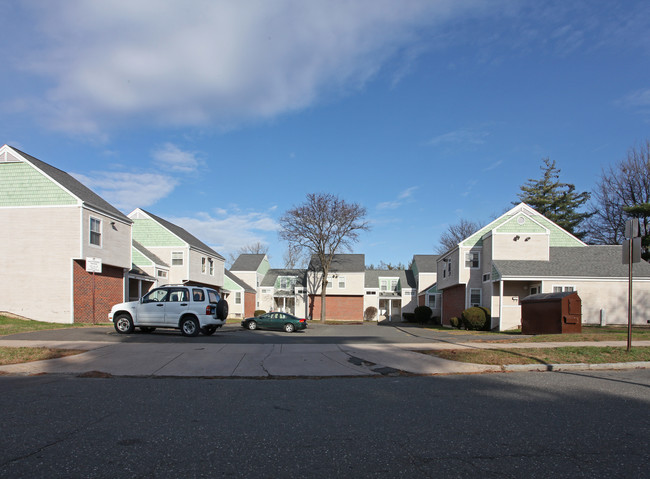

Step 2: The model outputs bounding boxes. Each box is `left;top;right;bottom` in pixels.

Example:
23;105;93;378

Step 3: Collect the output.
308;295;363;321
441;284;466;326
73;260;125;323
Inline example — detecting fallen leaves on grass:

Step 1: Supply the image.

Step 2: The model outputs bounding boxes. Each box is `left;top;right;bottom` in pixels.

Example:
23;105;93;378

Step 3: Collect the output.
421;346;650;365
0;347;86;366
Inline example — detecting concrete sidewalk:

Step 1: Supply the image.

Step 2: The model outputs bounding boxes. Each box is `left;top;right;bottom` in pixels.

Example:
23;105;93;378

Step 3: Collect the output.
1;339;649;377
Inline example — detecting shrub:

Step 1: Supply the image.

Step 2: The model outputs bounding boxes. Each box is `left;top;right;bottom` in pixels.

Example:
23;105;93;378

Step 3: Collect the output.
254;310;266;317
460;307;491;331
431;316;441;325
450;317;460;329
364;306;378;321
414;306;433;323
402;312;416;323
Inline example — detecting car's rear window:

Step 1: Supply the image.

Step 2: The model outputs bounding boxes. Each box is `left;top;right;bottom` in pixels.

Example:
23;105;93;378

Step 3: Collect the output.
207;291;220;304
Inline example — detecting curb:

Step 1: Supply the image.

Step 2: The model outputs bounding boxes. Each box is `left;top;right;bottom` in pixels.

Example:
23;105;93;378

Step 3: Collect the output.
502;361;650;373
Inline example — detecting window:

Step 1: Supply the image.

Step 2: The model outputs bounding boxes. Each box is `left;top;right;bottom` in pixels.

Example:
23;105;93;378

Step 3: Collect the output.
469;288;481;307
427;294;439;309
327;276;333;288
483;273;491;282
530;286;539;295
338;276;346;289
192;289;205;302
553;286;575;293
201;257;206;273
380;278;399;292
172;251;183;266
235;292;242;305
168;288;189;302
465;251;480;268
366;290;376;295
208;258;214;275
90;218;101;246
157;270;167;278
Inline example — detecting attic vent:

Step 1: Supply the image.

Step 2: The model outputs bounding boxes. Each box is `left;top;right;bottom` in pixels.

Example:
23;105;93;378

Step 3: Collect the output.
517;216;525;225
0;151;21;163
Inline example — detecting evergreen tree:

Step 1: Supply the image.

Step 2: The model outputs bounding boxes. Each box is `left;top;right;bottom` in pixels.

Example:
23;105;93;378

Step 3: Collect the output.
516;158;592;239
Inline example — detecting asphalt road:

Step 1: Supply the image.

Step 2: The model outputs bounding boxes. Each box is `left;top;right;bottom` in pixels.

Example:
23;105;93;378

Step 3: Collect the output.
3;322;514;344
1;370;648;478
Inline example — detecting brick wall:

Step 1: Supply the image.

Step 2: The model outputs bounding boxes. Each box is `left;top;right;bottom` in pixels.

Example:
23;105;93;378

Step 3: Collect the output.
442;284;466;326
308;295;363;321
73;260;125;323
244;291;256;318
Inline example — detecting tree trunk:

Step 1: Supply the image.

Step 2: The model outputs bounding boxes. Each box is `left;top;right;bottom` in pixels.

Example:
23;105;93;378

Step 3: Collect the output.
320;275;327;322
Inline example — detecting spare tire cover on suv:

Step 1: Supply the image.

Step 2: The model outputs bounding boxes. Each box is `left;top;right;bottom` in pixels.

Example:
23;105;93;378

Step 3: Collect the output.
216;299;229;320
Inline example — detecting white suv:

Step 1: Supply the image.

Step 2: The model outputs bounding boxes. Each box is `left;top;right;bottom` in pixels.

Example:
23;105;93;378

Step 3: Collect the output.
109;285;229;337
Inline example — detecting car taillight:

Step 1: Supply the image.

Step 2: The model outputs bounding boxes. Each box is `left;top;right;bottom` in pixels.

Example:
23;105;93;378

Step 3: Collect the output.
206;305;212;315
299;318;306;323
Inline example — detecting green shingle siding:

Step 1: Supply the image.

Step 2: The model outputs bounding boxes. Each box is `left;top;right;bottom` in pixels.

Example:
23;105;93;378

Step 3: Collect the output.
132;218;185;247
0;163;77;207
462;212;583;248
224;275;242;291
132;248;153;267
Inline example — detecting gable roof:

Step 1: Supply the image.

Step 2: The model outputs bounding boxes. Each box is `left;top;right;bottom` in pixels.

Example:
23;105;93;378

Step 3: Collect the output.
493;246;650;279
412;255;439;273
231;254;267;272
364;269;417;288
131;208;224;260
460;203;585;249
3;145;131;223
224;270;257;293
308;254;365;273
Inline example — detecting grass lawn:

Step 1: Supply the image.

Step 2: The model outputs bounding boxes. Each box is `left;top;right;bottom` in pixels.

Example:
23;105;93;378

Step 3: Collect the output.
422;324;650;342
0;314;110;336
490;325;650;342
0;315;102;366
0;347;86;366
422;346;650;365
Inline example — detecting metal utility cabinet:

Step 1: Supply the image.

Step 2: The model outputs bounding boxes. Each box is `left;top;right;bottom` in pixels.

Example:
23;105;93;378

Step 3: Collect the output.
520;292;582;335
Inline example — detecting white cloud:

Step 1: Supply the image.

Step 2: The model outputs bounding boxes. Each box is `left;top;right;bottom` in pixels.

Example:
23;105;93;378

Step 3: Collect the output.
13;0;483;135
152;143;200;173
71;171;178;211
428;128;489;147
482;159;503;171
377;186;418;210
169;211;279;258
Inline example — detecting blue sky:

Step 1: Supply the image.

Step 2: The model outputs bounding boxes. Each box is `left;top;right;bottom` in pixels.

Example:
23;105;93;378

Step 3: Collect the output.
2;1;650;267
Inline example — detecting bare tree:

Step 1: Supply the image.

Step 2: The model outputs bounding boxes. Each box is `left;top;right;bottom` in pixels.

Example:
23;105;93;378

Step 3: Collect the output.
585;141;650;245
227;241;269;267
279;193;370;321
436;218;482;253
282;244;307;269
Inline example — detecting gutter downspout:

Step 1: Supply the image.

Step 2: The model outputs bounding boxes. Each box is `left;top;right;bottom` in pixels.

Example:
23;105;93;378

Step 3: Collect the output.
498;280;504;331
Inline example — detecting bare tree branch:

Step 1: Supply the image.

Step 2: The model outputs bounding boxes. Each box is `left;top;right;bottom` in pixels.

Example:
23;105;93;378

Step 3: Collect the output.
279;193;370;321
